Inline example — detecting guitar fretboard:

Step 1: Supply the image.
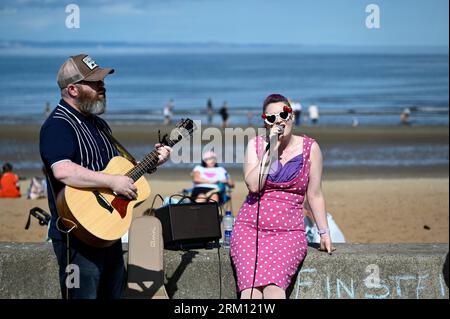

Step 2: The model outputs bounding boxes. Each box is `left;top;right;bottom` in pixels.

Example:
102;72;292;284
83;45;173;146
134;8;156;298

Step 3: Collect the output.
125;135;180;182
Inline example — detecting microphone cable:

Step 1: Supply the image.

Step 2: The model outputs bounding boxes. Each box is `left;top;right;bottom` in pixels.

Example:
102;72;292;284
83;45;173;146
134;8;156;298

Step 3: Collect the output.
250;136;272;299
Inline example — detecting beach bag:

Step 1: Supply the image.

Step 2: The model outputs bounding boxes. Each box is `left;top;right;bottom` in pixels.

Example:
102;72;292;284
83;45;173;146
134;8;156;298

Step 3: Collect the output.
124;215;169;299
305;213;346;244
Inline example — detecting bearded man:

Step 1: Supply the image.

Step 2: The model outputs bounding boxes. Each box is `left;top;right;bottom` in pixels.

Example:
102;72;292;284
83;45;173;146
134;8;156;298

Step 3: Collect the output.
39;54;171;299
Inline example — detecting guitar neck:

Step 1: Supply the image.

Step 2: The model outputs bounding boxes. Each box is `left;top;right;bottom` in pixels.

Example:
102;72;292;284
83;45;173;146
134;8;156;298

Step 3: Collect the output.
125;137;178;182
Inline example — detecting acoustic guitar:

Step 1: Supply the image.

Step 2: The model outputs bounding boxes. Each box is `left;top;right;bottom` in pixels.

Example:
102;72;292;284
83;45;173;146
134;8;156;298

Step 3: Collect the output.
56;118;196;247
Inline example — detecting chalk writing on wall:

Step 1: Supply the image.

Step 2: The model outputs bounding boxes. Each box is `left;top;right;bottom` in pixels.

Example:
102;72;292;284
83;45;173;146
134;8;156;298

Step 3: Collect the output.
295;267;448;299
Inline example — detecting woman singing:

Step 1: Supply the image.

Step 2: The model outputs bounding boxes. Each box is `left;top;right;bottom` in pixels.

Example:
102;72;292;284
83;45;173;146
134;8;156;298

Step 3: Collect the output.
230;94;334;299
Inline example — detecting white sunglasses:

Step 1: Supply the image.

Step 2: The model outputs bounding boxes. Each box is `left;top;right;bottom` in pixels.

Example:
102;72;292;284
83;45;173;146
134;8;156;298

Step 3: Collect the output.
261;106;293;125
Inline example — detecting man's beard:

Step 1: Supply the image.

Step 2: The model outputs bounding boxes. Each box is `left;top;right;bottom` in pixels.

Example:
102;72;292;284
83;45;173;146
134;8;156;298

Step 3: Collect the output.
76;87;106;115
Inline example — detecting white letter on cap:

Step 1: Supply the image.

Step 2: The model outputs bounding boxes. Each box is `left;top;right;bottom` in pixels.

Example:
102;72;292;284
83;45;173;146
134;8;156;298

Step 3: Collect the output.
65;4;80;29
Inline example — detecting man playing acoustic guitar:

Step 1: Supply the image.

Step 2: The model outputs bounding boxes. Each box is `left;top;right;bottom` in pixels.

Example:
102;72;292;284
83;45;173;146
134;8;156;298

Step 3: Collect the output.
40;54;171;299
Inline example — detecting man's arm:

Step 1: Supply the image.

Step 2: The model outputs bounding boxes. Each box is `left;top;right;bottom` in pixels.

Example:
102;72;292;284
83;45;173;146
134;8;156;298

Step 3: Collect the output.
52;160;138;199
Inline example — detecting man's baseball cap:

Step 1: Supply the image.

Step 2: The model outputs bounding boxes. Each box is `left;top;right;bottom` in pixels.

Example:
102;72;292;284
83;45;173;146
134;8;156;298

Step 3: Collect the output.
57;54;114;89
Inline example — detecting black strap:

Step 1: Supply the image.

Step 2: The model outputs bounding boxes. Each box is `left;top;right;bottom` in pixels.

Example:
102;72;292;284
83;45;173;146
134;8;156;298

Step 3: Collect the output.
25;207;51;229
25;212;32;230
99;126;138;165
100;125;159;174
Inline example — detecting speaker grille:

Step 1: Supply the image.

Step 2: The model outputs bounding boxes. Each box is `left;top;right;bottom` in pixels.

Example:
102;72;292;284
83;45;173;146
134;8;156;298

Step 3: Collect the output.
154;202;221;246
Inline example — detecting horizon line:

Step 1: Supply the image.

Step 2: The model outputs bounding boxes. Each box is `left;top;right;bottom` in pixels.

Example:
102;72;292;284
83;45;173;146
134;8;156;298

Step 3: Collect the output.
0;39;448;49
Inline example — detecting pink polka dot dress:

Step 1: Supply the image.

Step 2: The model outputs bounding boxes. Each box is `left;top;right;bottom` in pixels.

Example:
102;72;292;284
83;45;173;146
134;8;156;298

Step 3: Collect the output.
230;135;314;292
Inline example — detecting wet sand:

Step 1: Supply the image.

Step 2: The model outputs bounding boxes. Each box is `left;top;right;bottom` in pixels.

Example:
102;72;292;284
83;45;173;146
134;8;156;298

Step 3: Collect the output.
1;123;448;176
1;123;448;145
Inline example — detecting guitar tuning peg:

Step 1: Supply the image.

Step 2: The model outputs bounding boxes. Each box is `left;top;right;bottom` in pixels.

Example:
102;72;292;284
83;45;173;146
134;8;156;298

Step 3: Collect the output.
163;134;170;145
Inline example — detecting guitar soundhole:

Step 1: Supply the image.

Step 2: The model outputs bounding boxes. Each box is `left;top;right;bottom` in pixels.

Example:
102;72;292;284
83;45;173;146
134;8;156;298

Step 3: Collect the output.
111;197;130;219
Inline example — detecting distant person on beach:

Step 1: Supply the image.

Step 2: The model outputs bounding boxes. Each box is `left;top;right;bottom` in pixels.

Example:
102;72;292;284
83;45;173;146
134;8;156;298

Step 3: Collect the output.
44;102;51;119
39;54;172;299
247;111;254;126
27;176;46;199
26;166;47;200
308;104;319;125
219;101;229;128
230;94;334;299
206;97;214;125
0;162;21;198
290;99;302;126
400;108;411;126
191;150;234;203
163;99;174;125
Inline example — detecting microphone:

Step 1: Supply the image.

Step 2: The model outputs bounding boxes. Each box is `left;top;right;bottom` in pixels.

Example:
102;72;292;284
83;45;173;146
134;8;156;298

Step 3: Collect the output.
266;125;285;152
277;125;285;137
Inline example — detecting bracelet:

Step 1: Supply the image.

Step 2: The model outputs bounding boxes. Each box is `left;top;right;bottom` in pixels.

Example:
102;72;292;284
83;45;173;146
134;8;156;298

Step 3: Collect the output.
317;228;330;236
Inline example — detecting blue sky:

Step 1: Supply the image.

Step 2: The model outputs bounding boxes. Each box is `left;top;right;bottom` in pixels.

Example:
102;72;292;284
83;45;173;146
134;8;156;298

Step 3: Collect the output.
0;0;448;47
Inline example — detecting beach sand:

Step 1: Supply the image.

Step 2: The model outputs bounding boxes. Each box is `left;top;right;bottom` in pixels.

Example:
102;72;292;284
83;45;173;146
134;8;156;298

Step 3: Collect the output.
0;124;448;243
1;174;448;244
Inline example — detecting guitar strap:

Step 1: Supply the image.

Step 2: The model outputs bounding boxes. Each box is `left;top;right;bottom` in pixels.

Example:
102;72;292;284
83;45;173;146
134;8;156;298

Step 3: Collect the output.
99;125;158;174
99;126;138;165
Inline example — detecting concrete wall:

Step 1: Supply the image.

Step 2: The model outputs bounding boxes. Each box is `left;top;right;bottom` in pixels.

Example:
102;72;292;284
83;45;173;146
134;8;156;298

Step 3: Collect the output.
0;242;448;299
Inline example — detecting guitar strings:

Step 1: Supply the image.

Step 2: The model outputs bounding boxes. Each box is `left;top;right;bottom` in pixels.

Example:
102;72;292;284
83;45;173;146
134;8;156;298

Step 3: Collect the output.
126;118;195;181
125;130;183;182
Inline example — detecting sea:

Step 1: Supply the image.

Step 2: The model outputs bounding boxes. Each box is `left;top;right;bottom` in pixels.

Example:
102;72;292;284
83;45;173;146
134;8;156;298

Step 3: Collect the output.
0;49;448;170
0;51;448;126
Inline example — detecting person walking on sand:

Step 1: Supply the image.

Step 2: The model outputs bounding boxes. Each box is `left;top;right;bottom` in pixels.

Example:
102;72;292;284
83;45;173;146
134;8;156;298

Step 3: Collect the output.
308;103;319;125
247;111;254;126
40;54;172;299
206;97;214;125
400;108;411;126
44;101;51;119
290;99;302;126
163;99;174;125
0;162;21;198
230;94;334;299
219;101;229;128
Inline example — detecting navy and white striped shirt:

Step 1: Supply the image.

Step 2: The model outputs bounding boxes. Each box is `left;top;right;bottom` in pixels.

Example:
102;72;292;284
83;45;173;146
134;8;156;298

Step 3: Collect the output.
40;99;119;240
